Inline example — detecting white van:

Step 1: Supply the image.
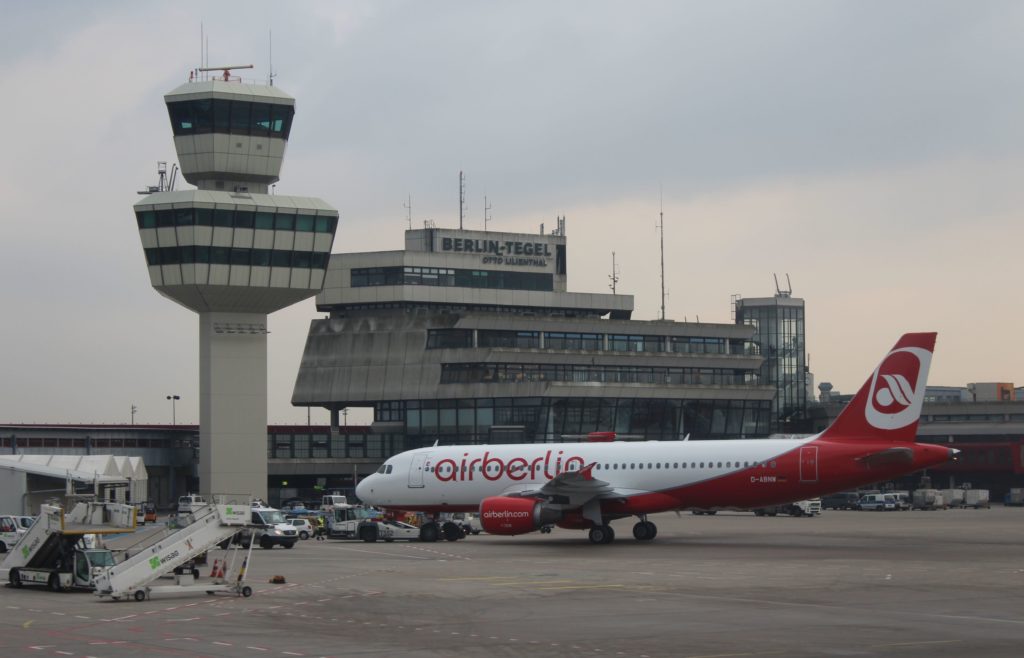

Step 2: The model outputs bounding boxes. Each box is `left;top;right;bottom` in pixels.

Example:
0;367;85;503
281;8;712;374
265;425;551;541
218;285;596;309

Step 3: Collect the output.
177;494;206;514
858;493;897;511
235;506;298;549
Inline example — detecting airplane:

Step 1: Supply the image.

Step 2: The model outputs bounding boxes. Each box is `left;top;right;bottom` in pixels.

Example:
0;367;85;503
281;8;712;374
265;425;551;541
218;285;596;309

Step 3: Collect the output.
355;332;958;544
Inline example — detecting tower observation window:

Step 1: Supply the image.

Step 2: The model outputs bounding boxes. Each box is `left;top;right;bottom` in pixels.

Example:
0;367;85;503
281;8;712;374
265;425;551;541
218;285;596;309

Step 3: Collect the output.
136;208;336;234
167;99;295;139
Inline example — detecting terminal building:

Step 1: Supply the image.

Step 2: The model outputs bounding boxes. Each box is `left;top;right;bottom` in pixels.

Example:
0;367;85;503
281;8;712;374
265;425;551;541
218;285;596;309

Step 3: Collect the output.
290;224;777;451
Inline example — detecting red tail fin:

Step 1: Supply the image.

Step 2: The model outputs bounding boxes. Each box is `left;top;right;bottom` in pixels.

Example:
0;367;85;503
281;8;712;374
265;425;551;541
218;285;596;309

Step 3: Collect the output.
818;332;936;443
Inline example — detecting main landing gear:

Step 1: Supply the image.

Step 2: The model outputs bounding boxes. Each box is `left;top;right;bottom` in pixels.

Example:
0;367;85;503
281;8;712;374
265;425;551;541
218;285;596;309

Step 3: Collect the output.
632;519;657;541
588;524;615;544
588;517;658;544
418;520;466;543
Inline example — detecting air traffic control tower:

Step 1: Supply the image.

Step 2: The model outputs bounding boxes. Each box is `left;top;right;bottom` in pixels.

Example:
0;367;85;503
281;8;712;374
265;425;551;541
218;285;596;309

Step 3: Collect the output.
133;66;338;499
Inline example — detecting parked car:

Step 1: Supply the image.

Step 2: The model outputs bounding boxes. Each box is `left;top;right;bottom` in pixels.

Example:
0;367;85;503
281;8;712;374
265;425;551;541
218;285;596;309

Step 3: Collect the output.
821;492;860;510
858;493;897;511
15;515;36;529
286;517;314;540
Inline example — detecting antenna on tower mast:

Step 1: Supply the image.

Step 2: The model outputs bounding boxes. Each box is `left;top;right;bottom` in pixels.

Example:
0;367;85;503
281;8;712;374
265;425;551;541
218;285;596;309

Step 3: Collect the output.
268;29;276;86
403;195;412;230
484;195;492;231
609;251;620;294
459;171;466;230
658;187;666;321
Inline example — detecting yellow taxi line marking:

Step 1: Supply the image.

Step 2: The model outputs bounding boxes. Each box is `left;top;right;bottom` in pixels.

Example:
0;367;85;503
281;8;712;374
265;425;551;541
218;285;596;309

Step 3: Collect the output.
489;580;576;586
537;584;626;591
869;640;962;648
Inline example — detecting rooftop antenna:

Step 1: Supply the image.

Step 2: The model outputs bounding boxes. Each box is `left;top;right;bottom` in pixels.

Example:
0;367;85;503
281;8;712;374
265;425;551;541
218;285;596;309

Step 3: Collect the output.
773;273;793;298
609;251;620;294
459;171;466;230
137;161;178;195
403;194;412;230
483;195;492;231
268;29;276;86
658;187;666;321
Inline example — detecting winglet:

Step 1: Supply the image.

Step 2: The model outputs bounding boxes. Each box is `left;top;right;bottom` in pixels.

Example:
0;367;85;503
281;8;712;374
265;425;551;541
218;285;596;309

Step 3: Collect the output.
818;332;936;443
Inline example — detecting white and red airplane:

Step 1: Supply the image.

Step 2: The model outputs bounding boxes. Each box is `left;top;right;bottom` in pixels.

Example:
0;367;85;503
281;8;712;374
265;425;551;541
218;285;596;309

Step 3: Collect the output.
356;333;957;544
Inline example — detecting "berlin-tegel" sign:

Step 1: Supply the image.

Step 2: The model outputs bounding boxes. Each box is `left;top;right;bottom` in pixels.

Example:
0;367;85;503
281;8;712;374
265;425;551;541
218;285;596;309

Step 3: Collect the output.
439;237;551;267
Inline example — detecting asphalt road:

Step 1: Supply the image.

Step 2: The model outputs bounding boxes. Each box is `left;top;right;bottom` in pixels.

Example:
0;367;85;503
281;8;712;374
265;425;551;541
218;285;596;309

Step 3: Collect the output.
2;506;1024;657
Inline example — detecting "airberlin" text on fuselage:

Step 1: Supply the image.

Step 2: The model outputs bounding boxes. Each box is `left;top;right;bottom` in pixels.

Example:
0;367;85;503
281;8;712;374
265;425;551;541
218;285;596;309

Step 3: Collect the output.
433;450;585;482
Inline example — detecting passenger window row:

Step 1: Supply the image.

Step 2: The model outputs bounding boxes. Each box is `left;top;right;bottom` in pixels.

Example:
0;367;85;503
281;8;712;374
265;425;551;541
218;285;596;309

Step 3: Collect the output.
426;460;778;475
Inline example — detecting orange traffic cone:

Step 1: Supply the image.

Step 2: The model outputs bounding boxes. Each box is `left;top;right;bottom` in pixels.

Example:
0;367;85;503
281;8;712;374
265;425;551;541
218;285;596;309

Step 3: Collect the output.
209;559;220;578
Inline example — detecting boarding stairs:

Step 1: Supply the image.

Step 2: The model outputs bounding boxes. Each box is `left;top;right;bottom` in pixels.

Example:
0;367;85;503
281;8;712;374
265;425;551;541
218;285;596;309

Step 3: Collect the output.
93;498;252;601
2;502;135;571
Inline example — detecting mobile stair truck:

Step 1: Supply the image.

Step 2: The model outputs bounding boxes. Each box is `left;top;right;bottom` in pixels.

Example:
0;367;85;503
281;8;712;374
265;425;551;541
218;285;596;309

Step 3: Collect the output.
93;496;255;602
4;501;136;591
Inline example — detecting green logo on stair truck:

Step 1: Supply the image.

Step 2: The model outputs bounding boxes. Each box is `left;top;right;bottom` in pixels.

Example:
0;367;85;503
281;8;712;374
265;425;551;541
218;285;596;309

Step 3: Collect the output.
149;556;161;570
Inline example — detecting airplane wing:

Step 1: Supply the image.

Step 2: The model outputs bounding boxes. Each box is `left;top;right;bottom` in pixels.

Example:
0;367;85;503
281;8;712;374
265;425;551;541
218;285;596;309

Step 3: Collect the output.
500;463;624;510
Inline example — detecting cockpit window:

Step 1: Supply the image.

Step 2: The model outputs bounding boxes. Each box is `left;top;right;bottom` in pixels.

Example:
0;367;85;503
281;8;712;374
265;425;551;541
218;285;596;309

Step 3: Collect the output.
376;464;395;475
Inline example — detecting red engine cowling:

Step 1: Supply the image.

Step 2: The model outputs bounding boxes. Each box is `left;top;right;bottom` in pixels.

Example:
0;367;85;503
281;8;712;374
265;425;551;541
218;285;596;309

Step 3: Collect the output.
479;497;545;535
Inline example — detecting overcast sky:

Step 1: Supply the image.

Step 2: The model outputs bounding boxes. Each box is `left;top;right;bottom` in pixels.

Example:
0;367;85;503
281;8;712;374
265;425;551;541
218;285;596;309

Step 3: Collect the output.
1;1;1021;426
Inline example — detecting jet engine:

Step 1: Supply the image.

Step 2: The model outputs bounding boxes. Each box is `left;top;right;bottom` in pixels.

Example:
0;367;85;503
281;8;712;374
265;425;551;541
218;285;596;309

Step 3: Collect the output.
479;496;561;535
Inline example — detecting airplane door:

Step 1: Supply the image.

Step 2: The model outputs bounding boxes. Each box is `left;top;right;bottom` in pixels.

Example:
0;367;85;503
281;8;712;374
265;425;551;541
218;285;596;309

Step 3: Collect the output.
408;453;428;488
799;446;818;483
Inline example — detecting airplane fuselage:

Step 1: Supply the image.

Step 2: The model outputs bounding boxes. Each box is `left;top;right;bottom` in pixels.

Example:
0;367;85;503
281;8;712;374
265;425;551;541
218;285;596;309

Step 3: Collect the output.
356;435;953;516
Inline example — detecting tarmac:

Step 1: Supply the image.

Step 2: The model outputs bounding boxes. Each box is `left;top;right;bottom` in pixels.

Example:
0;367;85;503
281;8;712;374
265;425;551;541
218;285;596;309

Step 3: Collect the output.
2;505;1024;657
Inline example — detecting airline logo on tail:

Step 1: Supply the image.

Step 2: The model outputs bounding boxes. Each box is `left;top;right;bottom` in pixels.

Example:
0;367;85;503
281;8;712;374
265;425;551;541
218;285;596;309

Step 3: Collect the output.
865;347;931;430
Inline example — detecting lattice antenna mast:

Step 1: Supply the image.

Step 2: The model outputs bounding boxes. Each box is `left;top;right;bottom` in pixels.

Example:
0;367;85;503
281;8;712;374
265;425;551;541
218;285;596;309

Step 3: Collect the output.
403;195;412;230
268;29;276;86
484;195;492;231
609;251;620;294
658;189;666;320
459;171;466;229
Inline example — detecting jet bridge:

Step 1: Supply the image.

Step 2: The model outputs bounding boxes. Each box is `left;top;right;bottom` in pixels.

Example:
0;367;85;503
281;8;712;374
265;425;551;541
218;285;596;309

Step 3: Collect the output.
93;497;253;601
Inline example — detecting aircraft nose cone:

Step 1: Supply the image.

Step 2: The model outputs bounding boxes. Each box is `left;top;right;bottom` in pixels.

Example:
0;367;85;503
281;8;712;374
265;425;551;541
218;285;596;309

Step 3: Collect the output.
355;476;373;502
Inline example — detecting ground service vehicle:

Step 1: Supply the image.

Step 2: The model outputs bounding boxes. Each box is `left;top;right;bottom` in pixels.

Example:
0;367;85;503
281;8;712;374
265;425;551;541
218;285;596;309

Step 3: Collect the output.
94;497;254;601
912;489;946;510
3;502;134;591
447;512;483;535
376;519;423;541
754;499;822;517
177;494;206;514
891;492;912;510
0;514;27;553
16;516;36;529
821;492;860;510
324;500;385;541
962;489;990;509
357;333;958;544
858;493;897;511
233;506;297;549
